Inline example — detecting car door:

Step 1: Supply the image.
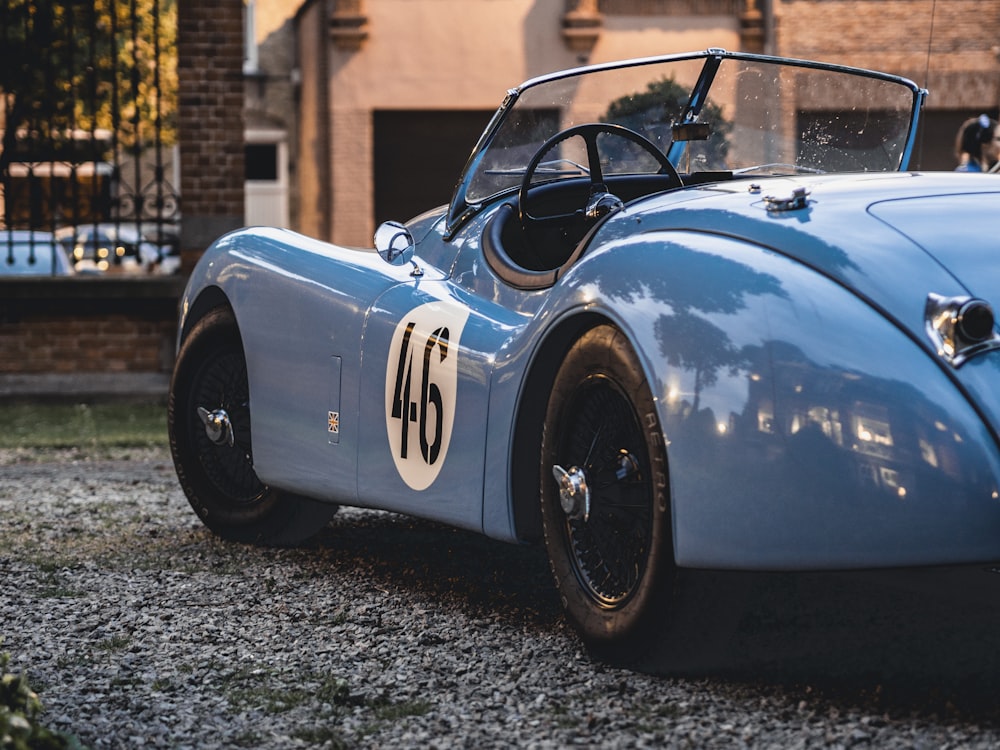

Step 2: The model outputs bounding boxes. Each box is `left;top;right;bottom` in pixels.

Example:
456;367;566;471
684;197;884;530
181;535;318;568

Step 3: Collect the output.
356;277;517;532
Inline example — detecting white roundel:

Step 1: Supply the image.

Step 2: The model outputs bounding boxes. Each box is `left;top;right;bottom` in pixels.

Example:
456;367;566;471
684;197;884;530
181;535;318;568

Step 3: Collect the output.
384;300;470;490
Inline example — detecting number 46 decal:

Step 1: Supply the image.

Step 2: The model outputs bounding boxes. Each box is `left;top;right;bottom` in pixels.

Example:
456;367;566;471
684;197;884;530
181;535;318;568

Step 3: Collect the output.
384;301;469;490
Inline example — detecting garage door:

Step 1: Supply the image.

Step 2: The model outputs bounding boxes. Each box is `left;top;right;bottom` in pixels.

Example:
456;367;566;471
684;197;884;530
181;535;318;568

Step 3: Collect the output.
373;110;493;226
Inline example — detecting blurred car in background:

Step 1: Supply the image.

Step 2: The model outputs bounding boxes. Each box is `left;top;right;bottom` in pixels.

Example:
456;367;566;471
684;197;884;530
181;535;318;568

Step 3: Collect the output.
0;230;75;276
55;223;180;275
141;223;182;274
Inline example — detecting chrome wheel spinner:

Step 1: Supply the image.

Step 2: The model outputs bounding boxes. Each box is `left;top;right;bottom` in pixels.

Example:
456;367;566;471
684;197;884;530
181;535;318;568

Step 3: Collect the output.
552;464;591;522
197;406;235;448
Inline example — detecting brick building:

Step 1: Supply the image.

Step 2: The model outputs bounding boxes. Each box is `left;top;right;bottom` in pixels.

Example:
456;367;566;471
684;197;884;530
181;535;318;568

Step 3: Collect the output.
775;0;1000;170
237;0;999;250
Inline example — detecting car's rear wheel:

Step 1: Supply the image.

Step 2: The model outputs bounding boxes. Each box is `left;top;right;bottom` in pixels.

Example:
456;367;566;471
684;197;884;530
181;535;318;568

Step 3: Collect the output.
168;306;338;545
540;324;674;657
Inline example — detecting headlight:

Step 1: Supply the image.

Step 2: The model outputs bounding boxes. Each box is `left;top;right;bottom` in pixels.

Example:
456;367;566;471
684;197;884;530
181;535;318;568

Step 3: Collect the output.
925;293;1000;367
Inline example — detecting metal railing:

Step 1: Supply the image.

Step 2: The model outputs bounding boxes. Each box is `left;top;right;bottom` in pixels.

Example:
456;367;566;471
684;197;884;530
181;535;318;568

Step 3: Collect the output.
0;0;179;276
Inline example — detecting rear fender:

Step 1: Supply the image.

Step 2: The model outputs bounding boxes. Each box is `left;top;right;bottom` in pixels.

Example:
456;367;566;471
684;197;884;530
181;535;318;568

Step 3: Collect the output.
535;230;1000;569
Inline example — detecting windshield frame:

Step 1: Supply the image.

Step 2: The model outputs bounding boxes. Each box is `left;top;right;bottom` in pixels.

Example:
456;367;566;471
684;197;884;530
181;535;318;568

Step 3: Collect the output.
446;48;925;235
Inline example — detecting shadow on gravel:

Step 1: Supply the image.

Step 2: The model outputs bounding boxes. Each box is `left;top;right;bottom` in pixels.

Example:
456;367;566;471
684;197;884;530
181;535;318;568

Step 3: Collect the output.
640;566;1000;720
310;511;562;630
307;511;1000;721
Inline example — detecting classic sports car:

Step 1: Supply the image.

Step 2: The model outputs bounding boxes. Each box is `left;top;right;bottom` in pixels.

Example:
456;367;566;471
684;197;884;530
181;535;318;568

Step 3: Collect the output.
169;49;1000;655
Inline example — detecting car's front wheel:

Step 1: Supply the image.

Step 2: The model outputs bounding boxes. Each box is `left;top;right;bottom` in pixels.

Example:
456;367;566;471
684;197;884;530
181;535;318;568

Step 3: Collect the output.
168;306;338;545
540;324;675;657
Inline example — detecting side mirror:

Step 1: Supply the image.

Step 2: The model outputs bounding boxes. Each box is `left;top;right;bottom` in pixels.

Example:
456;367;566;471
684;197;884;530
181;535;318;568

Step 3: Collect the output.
374;221;415;266
374;220;423;277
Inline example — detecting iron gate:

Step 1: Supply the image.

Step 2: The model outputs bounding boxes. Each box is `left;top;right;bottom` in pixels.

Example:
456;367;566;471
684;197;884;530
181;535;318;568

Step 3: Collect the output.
0;0;179;274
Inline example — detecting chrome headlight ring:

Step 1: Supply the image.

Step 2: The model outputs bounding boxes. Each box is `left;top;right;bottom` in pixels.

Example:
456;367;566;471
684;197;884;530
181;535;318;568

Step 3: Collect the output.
925;293;1000;367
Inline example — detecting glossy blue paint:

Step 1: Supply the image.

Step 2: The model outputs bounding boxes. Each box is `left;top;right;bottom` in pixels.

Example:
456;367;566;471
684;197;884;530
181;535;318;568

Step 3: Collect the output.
595;173;989;347
355;280;518;532
553;231;1000;568
181;227;450;506
868;186;1000;302
176;52;1000;572
180;169;1000;568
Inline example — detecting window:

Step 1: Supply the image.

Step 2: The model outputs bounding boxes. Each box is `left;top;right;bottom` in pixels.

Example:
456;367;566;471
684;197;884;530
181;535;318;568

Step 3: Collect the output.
245;143;278;181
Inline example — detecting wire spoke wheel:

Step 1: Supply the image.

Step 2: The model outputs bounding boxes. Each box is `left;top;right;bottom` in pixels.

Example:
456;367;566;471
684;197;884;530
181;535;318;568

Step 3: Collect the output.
187;349;267;506
559;377;652;608
540;324;673;654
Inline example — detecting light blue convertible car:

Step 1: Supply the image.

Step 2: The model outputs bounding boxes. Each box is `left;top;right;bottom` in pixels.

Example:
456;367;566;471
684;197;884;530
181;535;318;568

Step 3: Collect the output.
169;49;1000;656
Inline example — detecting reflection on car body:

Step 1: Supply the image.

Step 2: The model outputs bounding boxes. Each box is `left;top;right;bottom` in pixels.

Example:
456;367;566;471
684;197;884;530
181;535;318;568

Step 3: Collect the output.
168;49;1000;661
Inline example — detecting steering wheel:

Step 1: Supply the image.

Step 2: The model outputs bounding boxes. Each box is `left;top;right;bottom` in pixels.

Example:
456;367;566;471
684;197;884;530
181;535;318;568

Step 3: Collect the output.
518;123;680;235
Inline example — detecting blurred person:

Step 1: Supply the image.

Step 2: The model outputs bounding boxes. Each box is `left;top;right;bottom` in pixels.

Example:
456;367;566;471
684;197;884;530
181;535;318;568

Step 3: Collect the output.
954;114;999;172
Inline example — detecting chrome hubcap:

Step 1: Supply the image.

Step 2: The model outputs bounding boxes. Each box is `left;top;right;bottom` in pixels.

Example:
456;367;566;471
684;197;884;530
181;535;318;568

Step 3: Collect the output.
552;464;591;522
198;406;235;447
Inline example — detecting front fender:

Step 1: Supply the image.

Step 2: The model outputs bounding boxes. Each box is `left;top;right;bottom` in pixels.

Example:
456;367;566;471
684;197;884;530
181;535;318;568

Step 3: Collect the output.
176;227;435;504
542;230;1000;569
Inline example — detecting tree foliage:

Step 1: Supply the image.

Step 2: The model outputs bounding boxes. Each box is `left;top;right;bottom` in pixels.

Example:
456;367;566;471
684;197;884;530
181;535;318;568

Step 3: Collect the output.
604;76;732;170
0;0;177;172
1;650;85;750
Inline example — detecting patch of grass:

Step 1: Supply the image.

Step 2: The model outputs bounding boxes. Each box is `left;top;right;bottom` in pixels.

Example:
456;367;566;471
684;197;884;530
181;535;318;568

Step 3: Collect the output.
96;635;132;652
372;699;432;721
352;694;433;738
0;402;167;449
109;674;144;689
231;730;264;748
218;666;432;745
35;569;84;599
55;653;92;671
651;701;683;720
226;672;353;714
550;701;578;729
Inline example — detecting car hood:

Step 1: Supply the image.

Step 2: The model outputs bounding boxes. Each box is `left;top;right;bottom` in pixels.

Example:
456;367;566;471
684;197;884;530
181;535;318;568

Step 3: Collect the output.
866;189;1000;301
597;171;1000;346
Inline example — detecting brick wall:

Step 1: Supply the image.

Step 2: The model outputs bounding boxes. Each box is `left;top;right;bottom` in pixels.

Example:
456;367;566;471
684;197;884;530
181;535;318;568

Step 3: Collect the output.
2;315;173;375
776;0;1000;108
177;0;246;263
0;278;185;400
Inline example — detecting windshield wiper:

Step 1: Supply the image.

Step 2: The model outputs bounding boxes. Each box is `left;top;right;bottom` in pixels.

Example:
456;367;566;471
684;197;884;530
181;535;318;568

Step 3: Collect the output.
485;158;590;178
733;163;827;176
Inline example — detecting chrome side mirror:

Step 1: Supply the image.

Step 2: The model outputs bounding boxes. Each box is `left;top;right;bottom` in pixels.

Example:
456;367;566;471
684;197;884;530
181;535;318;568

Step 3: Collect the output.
374;221;422;276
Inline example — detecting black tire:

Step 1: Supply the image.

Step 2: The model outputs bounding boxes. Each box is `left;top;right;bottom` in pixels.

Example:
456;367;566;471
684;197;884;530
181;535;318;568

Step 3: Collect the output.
168;306;338;545
540;325;674;657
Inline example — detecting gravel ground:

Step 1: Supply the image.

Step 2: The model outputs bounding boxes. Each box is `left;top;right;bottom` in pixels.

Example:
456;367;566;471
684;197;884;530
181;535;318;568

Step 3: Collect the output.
4;446;1000;748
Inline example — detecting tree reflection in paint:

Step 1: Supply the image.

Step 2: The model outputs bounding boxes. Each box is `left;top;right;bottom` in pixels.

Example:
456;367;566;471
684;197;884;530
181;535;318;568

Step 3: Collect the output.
596;241;786;411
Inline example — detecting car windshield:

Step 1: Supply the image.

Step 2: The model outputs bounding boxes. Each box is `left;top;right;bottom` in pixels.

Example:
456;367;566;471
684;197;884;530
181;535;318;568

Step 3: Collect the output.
459;51;921;209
